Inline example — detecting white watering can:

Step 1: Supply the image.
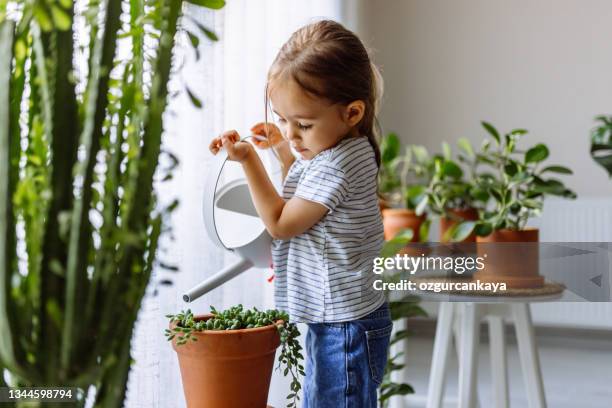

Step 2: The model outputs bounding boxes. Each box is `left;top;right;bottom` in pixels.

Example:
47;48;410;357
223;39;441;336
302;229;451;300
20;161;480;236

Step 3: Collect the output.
183;137;280;302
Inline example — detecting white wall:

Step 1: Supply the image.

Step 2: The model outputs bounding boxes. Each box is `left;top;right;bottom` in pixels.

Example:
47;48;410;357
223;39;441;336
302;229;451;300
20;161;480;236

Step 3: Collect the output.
348;0;612;197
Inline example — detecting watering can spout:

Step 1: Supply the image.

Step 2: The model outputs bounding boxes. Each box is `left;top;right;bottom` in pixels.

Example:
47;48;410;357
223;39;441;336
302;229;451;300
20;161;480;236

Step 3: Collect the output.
183;257;254;302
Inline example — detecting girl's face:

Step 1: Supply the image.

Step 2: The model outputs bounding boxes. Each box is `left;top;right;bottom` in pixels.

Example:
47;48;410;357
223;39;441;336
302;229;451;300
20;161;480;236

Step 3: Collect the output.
270;78;360;160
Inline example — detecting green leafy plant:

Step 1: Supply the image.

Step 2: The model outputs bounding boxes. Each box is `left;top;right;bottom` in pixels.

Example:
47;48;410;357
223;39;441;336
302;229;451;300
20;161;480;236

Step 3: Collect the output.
0;0;222;405
377;236;428;408
379;133;403;197
166;305;304;408
417;140;489;218
454;122;576;239
590;115;612;177
378;133;434;211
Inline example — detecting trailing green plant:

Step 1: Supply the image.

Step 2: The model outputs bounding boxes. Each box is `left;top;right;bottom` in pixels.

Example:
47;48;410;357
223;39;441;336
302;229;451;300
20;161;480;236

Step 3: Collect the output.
166;305;304;408
377;237;428;408
590;115;612;177
451;122;576;240
0;0;223;405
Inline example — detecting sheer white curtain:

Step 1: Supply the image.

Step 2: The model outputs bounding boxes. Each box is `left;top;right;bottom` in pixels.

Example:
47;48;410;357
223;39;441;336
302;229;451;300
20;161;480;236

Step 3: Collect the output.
125;2;343;407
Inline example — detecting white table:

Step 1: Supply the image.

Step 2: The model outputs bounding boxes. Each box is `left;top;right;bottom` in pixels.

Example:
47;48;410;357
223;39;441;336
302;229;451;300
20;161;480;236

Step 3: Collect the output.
419;292;563;408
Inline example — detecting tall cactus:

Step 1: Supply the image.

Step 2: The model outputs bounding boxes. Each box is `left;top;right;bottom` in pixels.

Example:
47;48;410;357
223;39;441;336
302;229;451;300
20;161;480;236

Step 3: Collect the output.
0;0;222;405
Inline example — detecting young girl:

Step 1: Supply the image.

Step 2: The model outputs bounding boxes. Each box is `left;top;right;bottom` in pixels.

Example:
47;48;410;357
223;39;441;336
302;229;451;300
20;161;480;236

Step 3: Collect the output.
209;20;392;407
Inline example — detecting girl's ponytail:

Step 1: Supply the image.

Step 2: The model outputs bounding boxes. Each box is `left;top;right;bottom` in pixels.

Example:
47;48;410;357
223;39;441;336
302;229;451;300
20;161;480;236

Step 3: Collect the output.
363;61;384;168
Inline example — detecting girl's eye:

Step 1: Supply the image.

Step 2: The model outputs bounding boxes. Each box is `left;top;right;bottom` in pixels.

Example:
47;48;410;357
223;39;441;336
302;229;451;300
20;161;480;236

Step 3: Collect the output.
277;118;287;125
297;123;312;130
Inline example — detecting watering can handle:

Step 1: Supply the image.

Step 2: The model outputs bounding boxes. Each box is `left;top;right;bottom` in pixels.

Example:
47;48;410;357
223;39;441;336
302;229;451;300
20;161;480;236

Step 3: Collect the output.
204;136;262;250
203;144;230;250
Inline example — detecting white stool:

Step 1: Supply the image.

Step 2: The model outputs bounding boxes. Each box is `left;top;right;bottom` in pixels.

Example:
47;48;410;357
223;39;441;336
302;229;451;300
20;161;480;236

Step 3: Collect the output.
426;302;548;408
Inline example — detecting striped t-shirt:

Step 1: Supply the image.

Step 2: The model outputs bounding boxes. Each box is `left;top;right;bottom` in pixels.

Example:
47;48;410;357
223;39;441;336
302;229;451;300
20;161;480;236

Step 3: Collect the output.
271;135;386;323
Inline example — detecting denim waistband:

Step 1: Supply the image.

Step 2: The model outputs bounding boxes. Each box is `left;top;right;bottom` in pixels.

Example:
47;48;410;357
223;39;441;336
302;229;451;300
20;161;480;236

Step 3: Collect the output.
359;301;390;321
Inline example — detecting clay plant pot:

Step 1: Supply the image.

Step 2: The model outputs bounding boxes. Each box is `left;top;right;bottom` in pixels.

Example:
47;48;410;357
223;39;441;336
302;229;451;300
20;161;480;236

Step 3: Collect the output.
382;208;429;257
474;228;544;289
439;207;479;243
382;208;426;241
172;315;281;408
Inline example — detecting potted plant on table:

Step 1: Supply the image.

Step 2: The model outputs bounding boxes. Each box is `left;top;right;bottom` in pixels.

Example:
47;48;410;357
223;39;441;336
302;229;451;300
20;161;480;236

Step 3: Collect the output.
378;133;432;242
455;122;576;288
166;304;303;408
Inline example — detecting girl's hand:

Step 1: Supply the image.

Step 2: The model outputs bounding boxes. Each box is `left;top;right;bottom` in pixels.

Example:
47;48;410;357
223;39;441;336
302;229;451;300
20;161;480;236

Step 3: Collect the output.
250;122;285;149
209;130;254;163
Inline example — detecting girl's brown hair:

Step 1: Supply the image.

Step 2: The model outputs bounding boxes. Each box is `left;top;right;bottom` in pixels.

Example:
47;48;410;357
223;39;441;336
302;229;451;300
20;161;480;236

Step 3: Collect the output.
265;20;384;167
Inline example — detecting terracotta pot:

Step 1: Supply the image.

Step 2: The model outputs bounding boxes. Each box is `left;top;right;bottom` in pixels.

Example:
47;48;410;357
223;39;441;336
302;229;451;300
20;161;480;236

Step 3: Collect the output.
474;228;543;289
172;315;281;408
382;208;426;241
382;209;429;256
439;207;479;243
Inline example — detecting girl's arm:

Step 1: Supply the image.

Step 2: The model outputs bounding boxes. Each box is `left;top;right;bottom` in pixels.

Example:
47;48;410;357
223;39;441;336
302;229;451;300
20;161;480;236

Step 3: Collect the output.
271;142;295;181
210;131;327;240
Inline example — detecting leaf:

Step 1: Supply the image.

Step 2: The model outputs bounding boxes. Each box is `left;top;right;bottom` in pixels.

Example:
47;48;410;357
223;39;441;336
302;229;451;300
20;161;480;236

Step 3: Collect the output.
411;145;429;164
418;218;430;242
590;142;612;177
474;222;493;237
390;302;427;320
50;4;72;31
186;86;202;108
441;142;451;160
187;30;200;49
186;0;226;9
187;17;219;42
457;137;474;158
442;160;463;178
481;121;500;145
381;133;400;164
525;143;549;163
379;383;415;402
540;165;573;175
380;229;414;258
450;221;476;242
415;194;428;216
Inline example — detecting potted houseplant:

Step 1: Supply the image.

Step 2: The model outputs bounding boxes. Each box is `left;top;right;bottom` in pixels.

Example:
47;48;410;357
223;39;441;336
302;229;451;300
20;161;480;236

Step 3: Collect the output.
457;122;576;288
166;305;303;408
418;140;488;243
0;0;222;405
590;115;612;177
378;133;431;242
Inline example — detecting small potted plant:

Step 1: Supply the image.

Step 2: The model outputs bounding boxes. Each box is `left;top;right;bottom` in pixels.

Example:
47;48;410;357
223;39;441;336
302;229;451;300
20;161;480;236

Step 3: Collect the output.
378;133;432;242
417;140;488;243
456;122;576;288
166;305;303;408
590;115;612;177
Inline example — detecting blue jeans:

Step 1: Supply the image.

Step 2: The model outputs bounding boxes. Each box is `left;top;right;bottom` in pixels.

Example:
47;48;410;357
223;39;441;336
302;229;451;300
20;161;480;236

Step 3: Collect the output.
303;302;393;408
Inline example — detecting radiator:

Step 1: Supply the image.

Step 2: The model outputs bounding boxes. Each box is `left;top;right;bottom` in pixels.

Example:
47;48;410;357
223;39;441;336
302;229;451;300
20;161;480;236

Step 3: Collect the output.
528;197;612;329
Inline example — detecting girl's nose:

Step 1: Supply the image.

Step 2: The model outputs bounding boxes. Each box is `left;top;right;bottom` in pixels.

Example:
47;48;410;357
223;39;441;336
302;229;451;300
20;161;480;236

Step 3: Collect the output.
286;126;300;141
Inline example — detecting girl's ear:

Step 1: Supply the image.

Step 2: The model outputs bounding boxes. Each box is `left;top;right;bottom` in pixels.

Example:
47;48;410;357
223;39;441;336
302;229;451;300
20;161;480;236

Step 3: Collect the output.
344;100;366;127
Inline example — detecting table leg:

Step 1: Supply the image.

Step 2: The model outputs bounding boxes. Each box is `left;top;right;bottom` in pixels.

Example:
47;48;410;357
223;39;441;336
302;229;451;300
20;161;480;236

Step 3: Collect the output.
488;315;509;408
458;303;479;408
426;302;455;408
512;303;547;408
